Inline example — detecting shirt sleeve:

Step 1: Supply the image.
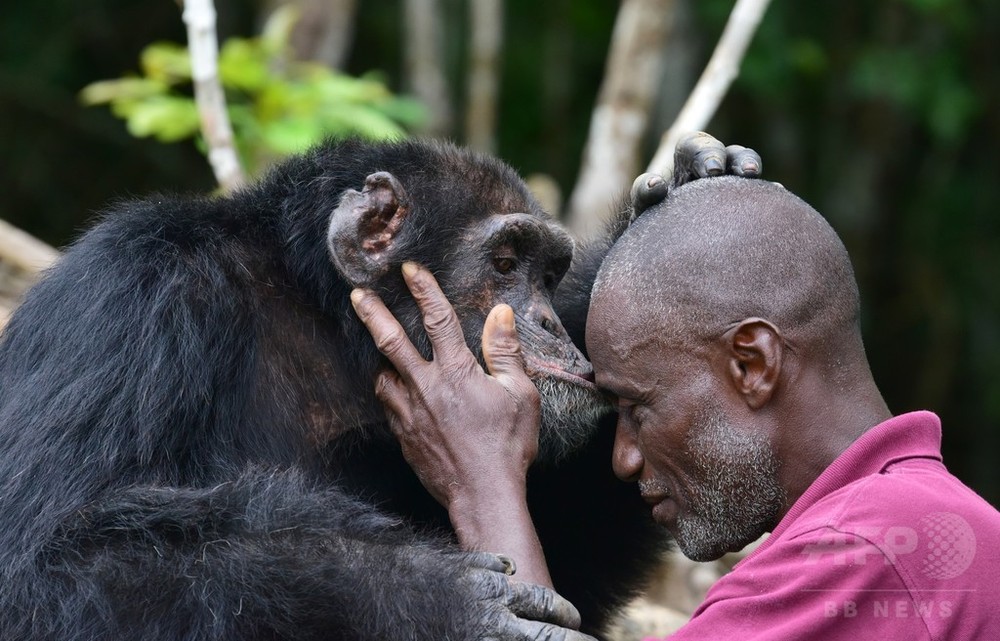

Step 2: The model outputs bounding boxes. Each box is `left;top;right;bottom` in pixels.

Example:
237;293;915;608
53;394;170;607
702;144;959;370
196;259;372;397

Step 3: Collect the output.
654;527;933;641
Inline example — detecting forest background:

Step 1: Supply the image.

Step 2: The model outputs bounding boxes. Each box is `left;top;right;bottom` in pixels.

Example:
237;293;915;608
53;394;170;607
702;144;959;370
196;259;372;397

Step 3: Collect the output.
0;0;997;506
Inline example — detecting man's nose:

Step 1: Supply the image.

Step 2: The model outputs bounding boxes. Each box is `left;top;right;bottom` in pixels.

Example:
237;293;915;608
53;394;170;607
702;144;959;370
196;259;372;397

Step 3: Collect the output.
611;416;643;482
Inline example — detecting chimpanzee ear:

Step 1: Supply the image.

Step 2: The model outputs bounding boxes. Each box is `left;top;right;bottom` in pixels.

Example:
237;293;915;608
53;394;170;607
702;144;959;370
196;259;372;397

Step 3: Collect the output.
327;171;411;287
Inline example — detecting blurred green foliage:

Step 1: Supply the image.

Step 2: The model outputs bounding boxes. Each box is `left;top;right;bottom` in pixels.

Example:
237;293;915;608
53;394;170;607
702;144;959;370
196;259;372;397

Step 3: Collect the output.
78;7;424;176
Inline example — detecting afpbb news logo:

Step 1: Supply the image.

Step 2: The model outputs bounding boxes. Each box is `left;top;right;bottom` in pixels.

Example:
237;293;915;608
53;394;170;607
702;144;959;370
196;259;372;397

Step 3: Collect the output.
799;512;977;620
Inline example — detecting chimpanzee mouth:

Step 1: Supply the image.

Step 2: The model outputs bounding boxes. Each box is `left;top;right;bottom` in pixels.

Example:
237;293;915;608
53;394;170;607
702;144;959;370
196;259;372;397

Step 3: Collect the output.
522;356;598;392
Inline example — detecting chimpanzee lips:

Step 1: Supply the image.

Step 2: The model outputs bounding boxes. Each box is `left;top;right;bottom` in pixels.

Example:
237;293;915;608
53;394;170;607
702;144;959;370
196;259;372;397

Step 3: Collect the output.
522;355;598;392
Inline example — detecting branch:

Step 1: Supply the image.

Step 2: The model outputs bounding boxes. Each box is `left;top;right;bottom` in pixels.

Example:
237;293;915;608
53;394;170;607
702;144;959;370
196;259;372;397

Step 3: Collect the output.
465;0;503;153
0;219;59;331
405;0;453;137
182;0;247;192
647;0;772;178
0;219;59;273
564;0;677;238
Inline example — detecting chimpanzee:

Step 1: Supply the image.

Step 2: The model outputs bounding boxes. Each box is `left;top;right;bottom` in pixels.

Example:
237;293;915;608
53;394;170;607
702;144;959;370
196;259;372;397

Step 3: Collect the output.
0;136;759;640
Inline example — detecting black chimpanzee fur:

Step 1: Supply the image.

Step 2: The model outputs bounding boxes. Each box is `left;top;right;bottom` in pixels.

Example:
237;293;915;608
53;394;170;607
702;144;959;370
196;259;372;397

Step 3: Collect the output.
0;138;666;640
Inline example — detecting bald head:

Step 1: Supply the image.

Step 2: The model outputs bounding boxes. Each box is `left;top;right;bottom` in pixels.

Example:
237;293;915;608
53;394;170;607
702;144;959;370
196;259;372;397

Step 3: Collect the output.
591;177;862;368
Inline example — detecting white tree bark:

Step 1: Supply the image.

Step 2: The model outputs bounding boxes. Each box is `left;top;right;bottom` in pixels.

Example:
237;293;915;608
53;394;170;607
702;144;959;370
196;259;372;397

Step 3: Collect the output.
565;0;678;238
264;0;357;68
0;219;59;273
182;0;247;192
465;0;503;153
405;0;453;137
647;0;772;177
0;219;59;330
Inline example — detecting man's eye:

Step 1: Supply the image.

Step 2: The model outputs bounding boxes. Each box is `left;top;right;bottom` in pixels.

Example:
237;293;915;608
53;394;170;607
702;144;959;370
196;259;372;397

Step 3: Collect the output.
493;257;517;274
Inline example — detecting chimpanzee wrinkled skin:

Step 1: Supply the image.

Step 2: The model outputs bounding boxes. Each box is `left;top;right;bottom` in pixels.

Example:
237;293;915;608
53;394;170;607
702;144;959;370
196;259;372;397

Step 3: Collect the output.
0;137;755;640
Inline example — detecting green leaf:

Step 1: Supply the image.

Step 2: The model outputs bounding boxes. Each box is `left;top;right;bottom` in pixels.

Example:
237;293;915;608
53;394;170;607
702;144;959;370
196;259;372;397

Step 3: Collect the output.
319;104;406;140
219;38;269;91
140;41;191;84
124;96;200;142
79;77;168;105
259;117;325;154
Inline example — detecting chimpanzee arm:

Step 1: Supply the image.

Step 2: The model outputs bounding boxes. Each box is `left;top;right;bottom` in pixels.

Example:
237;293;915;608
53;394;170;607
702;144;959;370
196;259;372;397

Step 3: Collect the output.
13;470;580;641
0;203;586;641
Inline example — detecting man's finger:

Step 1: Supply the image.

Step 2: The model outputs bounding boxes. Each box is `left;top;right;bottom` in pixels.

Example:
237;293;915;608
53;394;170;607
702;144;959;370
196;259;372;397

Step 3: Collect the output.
400;262;471;366
506;582;583;630
481;305;530;385
350;288;426;383
726;144;762;177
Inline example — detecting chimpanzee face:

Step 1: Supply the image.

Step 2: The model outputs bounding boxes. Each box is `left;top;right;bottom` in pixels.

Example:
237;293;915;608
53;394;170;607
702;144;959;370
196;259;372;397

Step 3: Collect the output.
327;164;610;461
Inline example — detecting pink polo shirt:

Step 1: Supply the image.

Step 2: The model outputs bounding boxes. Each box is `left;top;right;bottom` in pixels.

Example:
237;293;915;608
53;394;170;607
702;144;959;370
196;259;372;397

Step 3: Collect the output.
658;411;1000;641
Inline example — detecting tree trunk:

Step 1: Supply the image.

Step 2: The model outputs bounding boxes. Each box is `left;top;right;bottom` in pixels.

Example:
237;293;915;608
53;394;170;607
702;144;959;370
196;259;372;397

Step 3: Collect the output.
465;0;503;153
565;0;677;238
404;0;454;137
264;0;358;68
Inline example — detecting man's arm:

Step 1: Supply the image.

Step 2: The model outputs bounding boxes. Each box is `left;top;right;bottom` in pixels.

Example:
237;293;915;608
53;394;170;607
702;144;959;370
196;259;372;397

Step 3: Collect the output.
350;262;553;587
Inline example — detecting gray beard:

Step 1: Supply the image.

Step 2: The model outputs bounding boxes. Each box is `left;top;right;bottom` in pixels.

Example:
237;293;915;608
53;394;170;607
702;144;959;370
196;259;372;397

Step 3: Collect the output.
533;376;612;463
672;407;785;562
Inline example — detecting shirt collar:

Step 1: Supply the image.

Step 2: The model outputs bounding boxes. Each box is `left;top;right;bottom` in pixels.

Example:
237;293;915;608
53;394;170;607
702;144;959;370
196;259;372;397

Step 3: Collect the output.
748;411;942;558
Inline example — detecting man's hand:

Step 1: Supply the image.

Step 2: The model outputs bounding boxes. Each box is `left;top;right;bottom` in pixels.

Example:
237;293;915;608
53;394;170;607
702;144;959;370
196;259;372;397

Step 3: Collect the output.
352;262;559;589
629;131;763;221
350;261;540;508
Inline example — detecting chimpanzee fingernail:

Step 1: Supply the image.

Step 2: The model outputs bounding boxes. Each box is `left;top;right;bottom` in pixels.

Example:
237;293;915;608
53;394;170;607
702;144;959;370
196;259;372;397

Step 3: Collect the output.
496;554;517;576
704;157;725;175
402;261;419;278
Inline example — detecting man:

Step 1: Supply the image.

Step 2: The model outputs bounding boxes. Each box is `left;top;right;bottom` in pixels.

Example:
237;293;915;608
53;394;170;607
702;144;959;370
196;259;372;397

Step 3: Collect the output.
350;177;1000;639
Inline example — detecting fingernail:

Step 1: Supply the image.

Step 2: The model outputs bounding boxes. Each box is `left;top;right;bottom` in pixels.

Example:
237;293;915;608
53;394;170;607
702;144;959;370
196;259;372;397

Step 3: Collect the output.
704;157;724;175
498;305;515;331
350;288;368;310
402;261;419;278
742;160;760;175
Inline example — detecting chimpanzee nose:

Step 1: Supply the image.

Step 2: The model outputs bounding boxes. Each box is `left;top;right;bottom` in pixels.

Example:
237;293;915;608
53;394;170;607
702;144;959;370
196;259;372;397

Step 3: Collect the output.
540;315;559;337
530;303;566;340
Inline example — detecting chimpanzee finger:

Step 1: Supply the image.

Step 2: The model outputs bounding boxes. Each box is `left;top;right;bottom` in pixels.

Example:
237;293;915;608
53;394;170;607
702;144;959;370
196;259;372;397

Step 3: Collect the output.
673;131;727;186
400;262;473;367
498;616;598;641
725;144;762;177
505;581;583;631
350;288;427;385
466;551;518;576
629;172;669;221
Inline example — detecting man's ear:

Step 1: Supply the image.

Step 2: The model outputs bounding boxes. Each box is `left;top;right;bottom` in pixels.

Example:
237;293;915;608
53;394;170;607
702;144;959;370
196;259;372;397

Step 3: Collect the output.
327;171;411;287
725;318;784;410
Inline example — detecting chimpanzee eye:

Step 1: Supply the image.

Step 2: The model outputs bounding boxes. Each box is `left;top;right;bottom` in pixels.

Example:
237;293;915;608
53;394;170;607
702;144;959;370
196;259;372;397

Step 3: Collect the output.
493;256;517;274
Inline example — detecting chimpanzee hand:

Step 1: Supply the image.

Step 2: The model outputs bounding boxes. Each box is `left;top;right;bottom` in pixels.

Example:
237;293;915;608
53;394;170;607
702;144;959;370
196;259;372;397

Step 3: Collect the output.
629;131;763;221
461;552;597;641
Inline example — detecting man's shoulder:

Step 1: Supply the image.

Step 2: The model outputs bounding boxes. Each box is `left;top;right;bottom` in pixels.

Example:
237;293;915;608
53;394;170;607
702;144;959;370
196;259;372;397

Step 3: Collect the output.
787;456;998;541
